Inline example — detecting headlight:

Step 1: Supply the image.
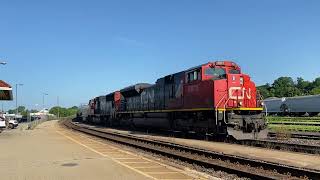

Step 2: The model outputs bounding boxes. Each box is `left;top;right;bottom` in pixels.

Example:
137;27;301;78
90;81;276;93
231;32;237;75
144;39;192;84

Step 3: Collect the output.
261;102;265;106
238;101;243;106
240;77;244;85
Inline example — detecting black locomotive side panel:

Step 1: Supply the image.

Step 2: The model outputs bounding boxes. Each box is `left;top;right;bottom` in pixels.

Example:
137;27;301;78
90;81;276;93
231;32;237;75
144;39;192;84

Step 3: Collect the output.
154;78;165;110
141;85;156;111
98;96;107;115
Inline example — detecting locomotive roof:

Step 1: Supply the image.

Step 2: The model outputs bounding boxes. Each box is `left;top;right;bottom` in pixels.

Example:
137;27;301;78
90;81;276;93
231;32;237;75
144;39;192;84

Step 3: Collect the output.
120;83;153;97
120;83;152;92
186;61;238;71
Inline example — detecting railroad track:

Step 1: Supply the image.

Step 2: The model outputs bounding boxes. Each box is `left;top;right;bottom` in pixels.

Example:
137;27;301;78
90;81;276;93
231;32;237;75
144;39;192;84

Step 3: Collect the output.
238;139;320;154
268;132;320;140
62;119;320;180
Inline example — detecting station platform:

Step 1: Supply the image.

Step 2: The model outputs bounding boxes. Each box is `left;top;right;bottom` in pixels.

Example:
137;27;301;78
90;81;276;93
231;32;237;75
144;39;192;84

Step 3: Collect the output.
0;121;203;180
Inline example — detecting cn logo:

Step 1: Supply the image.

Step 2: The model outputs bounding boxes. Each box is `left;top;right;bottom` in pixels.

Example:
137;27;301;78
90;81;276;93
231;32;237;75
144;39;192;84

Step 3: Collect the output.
228;87;252;100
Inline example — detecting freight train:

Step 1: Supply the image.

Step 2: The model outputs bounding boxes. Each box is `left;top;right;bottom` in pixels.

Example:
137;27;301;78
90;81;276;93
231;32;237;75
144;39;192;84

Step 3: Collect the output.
77;61;268;140
264;95;320;116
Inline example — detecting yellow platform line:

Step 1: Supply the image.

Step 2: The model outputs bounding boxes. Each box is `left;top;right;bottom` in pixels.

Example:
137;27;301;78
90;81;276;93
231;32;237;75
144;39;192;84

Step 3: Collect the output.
58;128;207;180
114;157;140;160
123;162;152;164
135;166;163;169
56;130;157;180
159;179;193;180
147;172;180;174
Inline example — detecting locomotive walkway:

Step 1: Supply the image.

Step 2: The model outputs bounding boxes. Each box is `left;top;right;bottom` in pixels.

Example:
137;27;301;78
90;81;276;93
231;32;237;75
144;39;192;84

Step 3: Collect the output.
0;121;206;180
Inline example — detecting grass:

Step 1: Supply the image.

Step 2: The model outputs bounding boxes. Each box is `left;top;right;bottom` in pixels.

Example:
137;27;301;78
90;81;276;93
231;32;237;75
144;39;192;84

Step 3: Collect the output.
267;116;320;123
267;116;320;132
268;121;320;125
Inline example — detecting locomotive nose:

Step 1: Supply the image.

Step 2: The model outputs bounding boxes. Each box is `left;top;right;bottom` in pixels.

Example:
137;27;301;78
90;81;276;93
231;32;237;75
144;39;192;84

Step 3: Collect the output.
227;113;268;140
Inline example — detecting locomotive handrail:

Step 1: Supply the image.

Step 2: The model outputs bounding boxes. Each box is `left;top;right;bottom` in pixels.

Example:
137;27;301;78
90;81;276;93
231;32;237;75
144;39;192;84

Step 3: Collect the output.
215;93;227;126
223;96;232;124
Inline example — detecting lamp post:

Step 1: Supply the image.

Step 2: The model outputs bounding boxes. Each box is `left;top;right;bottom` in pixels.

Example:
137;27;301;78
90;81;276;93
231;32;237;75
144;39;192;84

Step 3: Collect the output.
1;61;7;113
42;93;48;110
57;96;60;119
1;61;7;114
15;84;23;115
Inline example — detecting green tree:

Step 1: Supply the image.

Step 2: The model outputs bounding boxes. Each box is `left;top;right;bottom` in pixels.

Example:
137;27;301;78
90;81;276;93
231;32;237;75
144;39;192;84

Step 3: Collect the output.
258;76;320;99
310;87;320;95
7;106;26;115
296;77;311;95
257;83;273;98
22;109;29;117
30;109;38;113
17;106;26;113
312;77;320;87
272;77;301;97
49;106;78;117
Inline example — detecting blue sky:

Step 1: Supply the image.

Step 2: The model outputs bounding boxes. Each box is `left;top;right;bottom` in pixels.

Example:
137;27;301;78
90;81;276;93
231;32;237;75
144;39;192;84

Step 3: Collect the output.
0;0;319;110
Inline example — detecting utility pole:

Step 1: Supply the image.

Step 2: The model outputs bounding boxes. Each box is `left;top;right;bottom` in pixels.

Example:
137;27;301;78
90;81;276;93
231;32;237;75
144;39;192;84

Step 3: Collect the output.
15;85;17;114
1;60;6;114
15;84;23;115
42;93;48;110
57;96;60;119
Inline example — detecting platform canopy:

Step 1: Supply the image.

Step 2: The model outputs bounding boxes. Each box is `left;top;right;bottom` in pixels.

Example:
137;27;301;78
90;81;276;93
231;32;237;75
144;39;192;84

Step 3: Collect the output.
0;80;13;100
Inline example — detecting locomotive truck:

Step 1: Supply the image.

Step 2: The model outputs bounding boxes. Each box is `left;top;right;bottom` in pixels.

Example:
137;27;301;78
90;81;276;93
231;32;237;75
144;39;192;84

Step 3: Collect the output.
79;61;267;140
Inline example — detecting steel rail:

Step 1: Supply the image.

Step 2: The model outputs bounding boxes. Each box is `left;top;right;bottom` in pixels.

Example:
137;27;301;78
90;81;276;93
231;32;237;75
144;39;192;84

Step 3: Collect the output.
238;139;320;154
268;132;320;140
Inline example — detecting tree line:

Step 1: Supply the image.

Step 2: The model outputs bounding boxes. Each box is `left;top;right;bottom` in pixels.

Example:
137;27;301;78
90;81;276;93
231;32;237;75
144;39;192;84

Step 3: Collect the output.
6;106;78;117
257;77;320;99
49;106;78;117
7;106;38;116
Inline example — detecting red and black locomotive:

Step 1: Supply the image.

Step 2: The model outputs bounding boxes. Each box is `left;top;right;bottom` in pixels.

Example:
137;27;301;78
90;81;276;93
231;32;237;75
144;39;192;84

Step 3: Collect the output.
79;61;267;139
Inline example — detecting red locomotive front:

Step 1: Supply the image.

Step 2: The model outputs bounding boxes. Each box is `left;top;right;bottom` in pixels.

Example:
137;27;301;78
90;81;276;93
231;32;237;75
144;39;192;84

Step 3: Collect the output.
182;61;267;139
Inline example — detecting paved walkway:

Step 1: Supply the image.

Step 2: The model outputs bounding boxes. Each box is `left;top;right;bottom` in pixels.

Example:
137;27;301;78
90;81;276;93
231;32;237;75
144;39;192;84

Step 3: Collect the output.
0;121;149;180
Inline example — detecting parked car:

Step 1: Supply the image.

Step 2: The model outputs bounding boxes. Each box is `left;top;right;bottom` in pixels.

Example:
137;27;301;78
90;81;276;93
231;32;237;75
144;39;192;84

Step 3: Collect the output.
0;117;6;133
8;119;18;129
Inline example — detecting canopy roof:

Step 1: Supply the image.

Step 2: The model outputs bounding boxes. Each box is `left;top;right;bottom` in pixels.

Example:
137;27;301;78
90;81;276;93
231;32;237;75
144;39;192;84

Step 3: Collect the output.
0;80;13;100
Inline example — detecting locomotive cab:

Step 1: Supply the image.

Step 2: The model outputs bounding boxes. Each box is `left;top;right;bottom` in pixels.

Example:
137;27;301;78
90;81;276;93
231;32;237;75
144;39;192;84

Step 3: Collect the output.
189;61;268;139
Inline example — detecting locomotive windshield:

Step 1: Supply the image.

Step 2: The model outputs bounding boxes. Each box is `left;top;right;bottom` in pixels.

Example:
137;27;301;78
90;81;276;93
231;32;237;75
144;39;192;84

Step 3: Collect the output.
205;67;226;79
229;69;241;74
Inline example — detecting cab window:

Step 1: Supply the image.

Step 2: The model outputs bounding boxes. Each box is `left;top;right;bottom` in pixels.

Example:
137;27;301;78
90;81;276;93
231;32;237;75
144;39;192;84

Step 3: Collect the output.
229;69;240;74
187;69;201;83
205;67;226;79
